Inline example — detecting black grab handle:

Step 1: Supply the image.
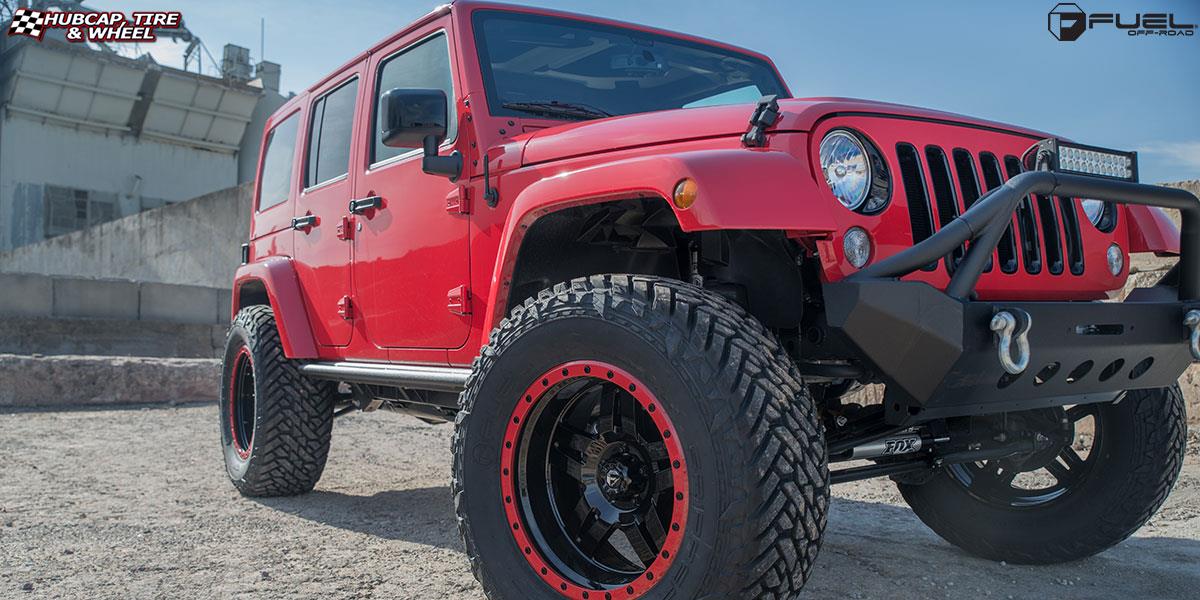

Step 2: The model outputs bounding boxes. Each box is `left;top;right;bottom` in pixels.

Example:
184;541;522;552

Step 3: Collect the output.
349;196;383;214
291;215;319;231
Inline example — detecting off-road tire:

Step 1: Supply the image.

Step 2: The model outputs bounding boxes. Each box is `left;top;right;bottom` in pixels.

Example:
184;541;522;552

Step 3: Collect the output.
221;305;336;497
453;274;829;599
898;386;1187;564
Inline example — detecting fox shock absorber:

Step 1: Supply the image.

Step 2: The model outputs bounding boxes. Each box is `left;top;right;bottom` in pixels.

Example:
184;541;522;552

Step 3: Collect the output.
847;431;931;459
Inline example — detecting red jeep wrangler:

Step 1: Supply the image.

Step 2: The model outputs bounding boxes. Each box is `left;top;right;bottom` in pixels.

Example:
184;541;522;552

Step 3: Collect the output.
221;2;1194;597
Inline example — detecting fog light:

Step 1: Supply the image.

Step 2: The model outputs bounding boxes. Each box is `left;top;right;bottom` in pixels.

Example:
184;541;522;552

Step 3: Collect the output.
672;178;698;210
1107;243;1124;276
844;227;871;269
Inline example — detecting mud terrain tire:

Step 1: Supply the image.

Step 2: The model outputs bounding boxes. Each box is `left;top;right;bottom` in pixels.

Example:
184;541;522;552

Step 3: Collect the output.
453;275;829;599
221;305;336;497
899;386;1186;564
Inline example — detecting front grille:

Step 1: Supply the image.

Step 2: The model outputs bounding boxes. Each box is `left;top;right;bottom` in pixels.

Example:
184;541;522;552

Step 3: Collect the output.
896;143;1086;278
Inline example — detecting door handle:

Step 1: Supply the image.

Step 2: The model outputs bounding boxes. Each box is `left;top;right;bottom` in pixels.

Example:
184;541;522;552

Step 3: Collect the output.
349;196;383;215
292;214;319;232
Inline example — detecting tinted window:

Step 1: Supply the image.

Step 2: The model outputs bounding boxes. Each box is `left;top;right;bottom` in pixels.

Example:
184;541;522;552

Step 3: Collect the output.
373;33;456;163
306;78;359;187
474;11;787;120
258;114;299;210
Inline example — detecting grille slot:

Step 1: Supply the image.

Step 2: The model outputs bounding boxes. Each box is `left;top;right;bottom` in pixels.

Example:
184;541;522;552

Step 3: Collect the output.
952;149;992;273
1058;197;1085;275
896;143;937;271
925;146;963;271
1004;156;1042;274
977;153;1019;273
1037;195;1065;275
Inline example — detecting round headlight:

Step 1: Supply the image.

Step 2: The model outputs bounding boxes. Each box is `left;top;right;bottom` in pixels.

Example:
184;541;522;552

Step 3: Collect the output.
843;227;872;269
819;130;871;211
1081;199;1105;226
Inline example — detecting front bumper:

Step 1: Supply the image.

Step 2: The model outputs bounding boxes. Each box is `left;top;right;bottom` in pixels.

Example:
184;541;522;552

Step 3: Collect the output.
825;171;1200;425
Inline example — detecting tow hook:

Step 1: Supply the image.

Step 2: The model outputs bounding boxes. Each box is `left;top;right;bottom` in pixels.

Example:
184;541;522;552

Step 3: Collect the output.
1185;310;1200;361
991;309;1032;375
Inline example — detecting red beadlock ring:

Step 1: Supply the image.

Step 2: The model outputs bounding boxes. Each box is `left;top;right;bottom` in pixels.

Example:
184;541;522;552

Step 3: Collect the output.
500;361;689;599
228;347;254;460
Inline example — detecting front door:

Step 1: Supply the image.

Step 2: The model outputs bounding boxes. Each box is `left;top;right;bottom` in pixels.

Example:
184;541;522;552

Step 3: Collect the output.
293;67;365;347
352;29;471;349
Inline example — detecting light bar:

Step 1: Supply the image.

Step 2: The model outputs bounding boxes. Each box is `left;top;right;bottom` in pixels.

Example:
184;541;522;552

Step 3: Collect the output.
1025;138;1139;182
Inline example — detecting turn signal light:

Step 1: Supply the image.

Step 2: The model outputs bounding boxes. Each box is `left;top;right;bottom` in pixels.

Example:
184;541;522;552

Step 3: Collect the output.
673;178;698;210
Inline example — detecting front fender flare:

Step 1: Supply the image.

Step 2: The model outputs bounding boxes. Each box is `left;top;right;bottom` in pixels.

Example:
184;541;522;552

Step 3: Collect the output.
232;256;318;359
482;149;837;335
1126;205;1180;255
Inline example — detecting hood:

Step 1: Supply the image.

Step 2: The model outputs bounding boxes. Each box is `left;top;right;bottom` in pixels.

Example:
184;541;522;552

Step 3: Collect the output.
517;97;1053;166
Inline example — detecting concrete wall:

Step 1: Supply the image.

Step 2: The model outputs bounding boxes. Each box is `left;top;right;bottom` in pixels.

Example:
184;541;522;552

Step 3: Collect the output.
0;272;229;358
0;272;231;324
0;318;224;359
0;183;252;288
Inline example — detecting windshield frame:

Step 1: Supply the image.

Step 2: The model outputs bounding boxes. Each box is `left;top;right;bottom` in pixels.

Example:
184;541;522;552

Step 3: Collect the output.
470;9;791;122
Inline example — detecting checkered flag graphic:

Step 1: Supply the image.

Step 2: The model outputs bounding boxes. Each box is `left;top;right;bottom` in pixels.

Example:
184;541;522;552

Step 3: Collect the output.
8;8;46;40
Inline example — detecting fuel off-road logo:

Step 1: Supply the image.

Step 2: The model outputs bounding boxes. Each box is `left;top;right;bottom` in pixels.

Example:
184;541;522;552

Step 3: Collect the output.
1048;3;1196;41
7;7;182;43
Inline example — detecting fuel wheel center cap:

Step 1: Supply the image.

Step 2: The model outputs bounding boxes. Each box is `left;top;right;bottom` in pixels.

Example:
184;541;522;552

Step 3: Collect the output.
603;464;630;492
598;451;649;503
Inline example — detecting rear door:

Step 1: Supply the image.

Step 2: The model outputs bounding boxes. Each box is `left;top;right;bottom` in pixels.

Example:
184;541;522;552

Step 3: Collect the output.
293;66;365;347
351;29;471;349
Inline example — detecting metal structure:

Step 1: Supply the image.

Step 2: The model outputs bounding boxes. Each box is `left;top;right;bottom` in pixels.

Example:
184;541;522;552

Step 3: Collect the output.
0;2;284;251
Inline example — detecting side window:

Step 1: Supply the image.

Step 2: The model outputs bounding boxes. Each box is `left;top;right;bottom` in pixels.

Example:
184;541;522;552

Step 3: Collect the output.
373;33;456;164
306;77;359;187
257;114;299;210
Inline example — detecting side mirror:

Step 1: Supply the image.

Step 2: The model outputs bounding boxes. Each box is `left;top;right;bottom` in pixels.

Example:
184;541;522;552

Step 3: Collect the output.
380;87;461;181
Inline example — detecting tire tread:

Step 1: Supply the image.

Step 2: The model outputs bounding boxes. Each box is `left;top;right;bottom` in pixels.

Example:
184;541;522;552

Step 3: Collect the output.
452;275;829;599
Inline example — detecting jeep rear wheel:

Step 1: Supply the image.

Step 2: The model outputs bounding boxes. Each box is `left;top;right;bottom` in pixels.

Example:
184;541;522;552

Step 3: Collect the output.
221;305;336;497
453;275;829;600
898;386;1187;564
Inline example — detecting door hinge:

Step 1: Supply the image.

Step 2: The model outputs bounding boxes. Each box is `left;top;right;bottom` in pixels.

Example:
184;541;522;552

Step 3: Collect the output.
337;296;354;320
447;285;471;316
336;215;354;241
446;186;470;215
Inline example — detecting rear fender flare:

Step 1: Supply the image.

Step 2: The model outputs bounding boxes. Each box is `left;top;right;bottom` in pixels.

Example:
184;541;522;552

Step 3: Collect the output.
232;256;318;359
482;149;836;336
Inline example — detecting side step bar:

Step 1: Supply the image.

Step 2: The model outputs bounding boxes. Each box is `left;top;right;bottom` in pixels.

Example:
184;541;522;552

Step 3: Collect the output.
298;361;472;393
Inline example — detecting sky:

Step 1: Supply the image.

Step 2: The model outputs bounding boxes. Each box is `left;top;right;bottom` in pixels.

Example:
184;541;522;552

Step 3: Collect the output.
94;0;1200;183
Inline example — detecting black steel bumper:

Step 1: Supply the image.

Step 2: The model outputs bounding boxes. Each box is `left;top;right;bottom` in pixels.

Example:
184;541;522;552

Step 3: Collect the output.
825;171;1200;425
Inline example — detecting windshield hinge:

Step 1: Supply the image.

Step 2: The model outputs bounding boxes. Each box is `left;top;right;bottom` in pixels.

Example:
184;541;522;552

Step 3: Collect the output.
741;95;781;148
483;152;500;208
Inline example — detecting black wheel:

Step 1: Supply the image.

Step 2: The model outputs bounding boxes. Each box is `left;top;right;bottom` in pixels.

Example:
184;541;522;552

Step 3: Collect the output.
453;275;829;600
221;305;336;497
898;386;1187;564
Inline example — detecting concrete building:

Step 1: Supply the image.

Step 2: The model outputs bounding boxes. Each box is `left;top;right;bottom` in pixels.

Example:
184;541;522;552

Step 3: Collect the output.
0;34;286;252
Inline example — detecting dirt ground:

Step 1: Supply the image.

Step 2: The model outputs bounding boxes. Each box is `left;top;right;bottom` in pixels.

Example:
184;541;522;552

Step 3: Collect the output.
0;405;1196;600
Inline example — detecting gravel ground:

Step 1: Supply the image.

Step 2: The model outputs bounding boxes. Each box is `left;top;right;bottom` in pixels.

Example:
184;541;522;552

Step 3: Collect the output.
1;405;1197;599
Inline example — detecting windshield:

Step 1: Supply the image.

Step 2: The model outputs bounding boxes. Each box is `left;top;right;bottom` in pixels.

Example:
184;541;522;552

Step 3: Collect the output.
473;10;789;121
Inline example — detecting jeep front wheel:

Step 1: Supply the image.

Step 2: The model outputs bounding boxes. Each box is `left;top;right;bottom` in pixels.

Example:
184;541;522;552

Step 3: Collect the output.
898;386;1187;564
453;275;829;599
221;305;336;497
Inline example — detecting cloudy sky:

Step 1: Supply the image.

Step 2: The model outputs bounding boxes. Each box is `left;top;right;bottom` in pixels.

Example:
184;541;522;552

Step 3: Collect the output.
96;0;1200;183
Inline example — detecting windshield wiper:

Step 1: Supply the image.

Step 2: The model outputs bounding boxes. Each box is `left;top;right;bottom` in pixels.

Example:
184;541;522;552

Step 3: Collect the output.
501;101;613;121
